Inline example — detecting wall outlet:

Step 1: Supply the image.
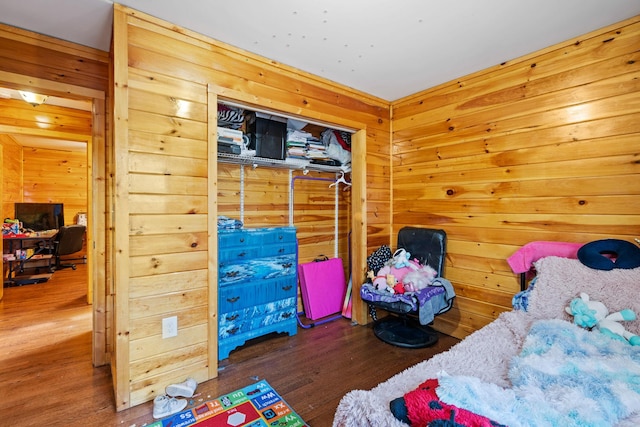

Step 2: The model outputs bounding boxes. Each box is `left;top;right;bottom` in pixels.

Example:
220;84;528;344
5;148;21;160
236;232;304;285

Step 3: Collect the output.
162;316;178;339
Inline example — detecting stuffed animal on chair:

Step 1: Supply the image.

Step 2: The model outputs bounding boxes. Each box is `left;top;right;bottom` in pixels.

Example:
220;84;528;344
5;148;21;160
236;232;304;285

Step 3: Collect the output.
566;292;640;346
368;268;395;294
392;248;419;270
402;264;438;293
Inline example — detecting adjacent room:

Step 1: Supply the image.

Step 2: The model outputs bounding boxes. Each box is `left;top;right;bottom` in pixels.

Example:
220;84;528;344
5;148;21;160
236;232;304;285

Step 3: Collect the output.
1;1;639;426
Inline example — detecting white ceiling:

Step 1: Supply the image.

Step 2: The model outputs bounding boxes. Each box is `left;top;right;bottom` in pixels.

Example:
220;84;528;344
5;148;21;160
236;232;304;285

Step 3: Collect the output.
1;0;639;100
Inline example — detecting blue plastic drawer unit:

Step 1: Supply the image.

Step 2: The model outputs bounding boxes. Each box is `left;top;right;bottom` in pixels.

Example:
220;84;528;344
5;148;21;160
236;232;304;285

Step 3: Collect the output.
218;227;298;360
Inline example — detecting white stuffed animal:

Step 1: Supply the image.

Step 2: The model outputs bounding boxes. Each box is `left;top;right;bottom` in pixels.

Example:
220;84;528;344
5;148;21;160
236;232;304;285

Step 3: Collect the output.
566;292;640;346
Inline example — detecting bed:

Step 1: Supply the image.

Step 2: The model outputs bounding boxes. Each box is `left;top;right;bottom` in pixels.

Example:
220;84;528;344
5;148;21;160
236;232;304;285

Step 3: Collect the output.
333;255;640;427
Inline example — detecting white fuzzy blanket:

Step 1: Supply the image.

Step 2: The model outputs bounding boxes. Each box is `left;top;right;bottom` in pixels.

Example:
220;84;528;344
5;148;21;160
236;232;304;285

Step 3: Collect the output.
438;319;640;426
333;257;640;427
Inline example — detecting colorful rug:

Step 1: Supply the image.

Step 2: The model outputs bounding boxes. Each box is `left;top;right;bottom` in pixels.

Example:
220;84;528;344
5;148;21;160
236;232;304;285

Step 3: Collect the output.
149;380;308;427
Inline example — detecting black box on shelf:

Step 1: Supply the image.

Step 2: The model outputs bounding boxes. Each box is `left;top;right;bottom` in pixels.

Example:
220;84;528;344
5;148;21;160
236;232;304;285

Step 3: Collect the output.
217;141;241;155
246;112;287;160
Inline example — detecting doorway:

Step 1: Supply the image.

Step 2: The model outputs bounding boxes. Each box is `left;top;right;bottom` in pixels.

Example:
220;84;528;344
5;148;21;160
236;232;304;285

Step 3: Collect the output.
0;80;108;367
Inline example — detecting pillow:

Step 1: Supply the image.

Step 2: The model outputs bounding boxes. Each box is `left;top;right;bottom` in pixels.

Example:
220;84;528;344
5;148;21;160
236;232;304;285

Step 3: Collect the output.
577;239;640;270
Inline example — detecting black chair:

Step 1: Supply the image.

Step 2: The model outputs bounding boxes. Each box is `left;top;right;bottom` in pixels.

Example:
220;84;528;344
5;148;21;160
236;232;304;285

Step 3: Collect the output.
53;225;86;270
364;227;451;348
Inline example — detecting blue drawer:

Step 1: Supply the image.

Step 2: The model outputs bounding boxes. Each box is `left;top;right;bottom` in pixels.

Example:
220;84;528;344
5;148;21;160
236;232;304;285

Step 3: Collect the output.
218;227;297;248
219;277;296;312
219;241;297;263
219;254;296;286
219;296;297;338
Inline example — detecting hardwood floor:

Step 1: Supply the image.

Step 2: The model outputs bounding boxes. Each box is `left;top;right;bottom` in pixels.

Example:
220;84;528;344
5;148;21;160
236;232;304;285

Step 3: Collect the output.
0;264;460;426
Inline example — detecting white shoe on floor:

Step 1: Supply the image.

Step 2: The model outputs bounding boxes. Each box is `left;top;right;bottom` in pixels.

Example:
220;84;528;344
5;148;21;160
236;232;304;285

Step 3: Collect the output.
165;377;198;398
152;395;187;419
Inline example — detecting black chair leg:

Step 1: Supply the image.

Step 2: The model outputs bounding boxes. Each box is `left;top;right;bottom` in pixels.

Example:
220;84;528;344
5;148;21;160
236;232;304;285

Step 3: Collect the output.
372;315;439;348
55;259;77;270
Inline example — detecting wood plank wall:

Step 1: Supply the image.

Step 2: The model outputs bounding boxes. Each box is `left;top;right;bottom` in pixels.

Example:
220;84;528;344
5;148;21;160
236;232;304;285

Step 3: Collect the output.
391;15;640;339
0;135;22;219
113;5;389;410
22;147;88;225
0;24;109;93
0;136;87;225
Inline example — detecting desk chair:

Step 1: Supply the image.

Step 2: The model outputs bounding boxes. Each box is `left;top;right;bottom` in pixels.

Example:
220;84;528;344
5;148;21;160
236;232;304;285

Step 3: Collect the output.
53;225;86;270
363;227;451;348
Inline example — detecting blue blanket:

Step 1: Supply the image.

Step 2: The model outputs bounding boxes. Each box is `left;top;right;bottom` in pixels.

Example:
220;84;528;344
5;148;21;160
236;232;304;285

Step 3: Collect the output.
436;319;640;427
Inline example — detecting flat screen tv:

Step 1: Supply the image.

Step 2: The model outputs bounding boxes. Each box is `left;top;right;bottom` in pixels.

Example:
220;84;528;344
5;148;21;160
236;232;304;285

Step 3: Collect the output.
14;203;65;231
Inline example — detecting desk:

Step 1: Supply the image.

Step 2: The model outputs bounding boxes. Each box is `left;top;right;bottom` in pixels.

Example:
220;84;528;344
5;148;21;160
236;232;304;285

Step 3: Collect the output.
3;232;57;285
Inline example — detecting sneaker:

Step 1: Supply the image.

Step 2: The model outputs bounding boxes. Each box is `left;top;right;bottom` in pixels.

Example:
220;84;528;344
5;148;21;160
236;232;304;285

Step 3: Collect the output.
152;395;187;419
165;377;198;398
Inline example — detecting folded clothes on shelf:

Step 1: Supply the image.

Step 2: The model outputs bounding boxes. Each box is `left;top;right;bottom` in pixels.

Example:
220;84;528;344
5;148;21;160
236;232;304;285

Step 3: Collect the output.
217;216;243;230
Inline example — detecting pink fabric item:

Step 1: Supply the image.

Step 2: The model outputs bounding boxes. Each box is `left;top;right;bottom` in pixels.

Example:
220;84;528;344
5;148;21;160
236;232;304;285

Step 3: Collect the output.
507;241;583;273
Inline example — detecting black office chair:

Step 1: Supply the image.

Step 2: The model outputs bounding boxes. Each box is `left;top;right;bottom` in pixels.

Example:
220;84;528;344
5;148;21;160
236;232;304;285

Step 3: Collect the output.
363;227;452;348
53;224;86;270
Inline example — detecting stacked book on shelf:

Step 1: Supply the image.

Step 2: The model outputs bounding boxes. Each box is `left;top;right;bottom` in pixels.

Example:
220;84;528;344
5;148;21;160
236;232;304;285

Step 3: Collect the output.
286;129;328;162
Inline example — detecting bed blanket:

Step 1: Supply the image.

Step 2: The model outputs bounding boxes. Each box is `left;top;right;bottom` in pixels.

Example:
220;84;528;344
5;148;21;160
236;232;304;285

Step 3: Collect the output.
333;257;640;427
436;318;640;427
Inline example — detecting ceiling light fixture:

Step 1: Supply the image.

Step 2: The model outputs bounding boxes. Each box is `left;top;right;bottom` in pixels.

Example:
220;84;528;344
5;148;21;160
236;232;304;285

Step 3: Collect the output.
18;91;48;107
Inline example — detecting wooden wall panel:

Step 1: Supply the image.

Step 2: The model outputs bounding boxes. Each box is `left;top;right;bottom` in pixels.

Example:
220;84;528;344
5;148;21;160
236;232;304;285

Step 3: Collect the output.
391;15;640;340
0;135;22;220
0;135;87;226
113;4;390;409
21;147;88;226
123;69;211;406
0;24;108;93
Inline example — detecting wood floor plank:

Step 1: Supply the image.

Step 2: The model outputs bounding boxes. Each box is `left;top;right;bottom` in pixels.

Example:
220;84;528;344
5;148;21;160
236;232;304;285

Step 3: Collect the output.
0;263;459;426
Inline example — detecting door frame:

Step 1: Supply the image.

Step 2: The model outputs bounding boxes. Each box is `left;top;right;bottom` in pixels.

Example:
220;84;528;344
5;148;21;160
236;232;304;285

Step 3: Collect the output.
0;70;109;366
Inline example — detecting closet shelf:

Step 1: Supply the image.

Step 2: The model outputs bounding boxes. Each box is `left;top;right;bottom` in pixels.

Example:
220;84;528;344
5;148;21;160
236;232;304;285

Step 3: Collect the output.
217;152;349;173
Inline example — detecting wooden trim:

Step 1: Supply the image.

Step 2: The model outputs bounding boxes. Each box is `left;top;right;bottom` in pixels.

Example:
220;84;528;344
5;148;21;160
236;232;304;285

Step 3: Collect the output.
0;70;105;100
0;125;90;141
112;7;131;411
210;84;366;132
207;88;219;376
350;129;368;325
91;97;108;366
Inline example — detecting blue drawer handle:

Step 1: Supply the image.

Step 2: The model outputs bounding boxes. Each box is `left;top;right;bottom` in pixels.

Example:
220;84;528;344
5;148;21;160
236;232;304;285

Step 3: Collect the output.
226;296;240;303
282;285;292;291
238;251;246;257
282;312;293;319
225;271;240;278
226;314;239;321
282;263;292;268
228;327;239;335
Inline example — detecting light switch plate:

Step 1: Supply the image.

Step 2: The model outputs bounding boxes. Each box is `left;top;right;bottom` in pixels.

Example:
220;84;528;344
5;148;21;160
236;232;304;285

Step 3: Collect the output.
162;316;178;339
